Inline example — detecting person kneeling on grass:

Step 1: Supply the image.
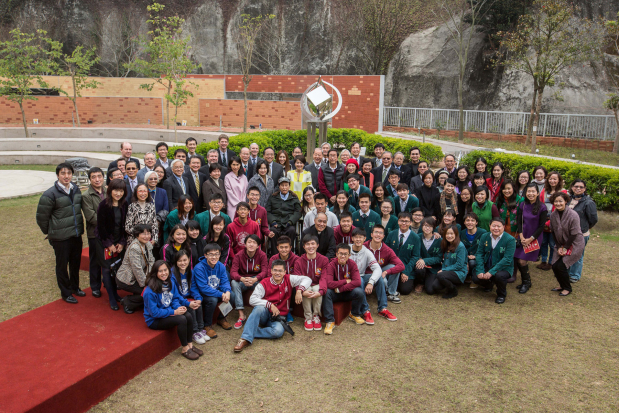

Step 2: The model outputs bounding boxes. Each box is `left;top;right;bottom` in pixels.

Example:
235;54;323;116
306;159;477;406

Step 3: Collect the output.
293;235;330;331
432;225;467;299
350;228;397;323
234;260;312;353
190;243;235;339
321;244;365;335
143;260;204;361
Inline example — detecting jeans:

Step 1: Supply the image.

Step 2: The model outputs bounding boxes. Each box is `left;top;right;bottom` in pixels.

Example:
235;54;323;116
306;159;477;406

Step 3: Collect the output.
361;273;388;313
541;232;555;263
187;306;204;333
322;288;364;323
472;271;511;298
149;313;194;347
88;237;102;291
230;279;258;310
379;264;398;295
568;235;589;281
202;293;237;327
240;306;285;343
49;236;83;298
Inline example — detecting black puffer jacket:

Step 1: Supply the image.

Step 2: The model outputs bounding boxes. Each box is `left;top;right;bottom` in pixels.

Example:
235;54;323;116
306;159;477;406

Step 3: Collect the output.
36;182;84;241
266;191;302;226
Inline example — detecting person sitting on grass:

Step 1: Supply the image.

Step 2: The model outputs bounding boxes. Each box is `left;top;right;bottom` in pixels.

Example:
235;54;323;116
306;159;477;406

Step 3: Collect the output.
333;212;356;245
350;228;397;323
473;217;516;305
321;244;365;335
364;224;405;302
352;193;381;241
170;249;207;345
233;260;312;353
143;260;203;360
229;234;268;329
406;218;442;295
433;225;467;299
293;235;330;332
190;243;235;339
268;236;300;324
385;212;421;300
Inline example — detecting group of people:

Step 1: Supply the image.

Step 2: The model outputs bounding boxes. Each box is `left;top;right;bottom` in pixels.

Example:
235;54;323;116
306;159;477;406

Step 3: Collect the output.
35;136;598;359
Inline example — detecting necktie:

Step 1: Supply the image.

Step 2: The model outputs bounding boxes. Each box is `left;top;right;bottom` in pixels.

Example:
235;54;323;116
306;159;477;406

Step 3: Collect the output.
222;152;227;165
399;234;404;248
131;180;136;191
382;168;387;182
252;158;256;165
194;174;200;196
180;177;186;194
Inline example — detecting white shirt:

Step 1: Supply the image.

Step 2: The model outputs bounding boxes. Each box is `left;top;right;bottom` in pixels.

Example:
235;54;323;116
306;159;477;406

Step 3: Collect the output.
159;158;169;169
398;229;411;245
58;182;74;195
128;177;138;191
491;232;504;249
422;236;434;251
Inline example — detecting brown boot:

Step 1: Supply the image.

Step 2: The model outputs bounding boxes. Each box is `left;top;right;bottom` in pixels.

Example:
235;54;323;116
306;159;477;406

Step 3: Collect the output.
217;317;232;330
204;326;217;339
234;338;251;353
181;348;199;360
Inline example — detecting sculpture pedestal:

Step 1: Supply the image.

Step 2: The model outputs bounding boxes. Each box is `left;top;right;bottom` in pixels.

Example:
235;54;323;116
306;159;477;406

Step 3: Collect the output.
306;121;328;158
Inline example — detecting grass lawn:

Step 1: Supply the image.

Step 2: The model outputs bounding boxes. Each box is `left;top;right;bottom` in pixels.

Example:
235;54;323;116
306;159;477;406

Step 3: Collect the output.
2;196;619;412
403;132;619;167
0;164;57;172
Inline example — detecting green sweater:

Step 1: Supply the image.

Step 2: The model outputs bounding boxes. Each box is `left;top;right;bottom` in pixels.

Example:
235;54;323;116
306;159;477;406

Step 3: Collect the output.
380;214;399;235
194;210;232;236
406;236;442;276
441;242;468;281
474;232;516;276
352;209;381;241
472;201;496;232
461;228;487;257
347;185;372;211
385;229;421;275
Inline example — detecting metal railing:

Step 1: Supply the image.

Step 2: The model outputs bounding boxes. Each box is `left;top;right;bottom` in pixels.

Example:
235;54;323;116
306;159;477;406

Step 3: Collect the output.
383;107;617;140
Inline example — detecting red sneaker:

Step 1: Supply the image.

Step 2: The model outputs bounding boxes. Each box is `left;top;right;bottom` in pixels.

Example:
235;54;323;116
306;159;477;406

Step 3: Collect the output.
313;315;322;331
304;319;313;331
363;311;375;325
378;309;397;322
234;317;245;330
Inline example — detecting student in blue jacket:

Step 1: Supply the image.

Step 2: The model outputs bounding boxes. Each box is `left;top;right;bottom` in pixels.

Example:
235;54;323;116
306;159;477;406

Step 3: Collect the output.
171;249;207;345
190;243;235;339
143;260;204;361
433;225;468;299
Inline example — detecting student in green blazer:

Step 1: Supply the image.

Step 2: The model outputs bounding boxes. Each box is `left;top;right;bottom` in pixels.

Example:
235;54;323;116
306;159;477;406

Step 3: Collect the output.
194;193;231;235
473;217;516;304
378;200;399;234
163;200;195;241
433;225;468;299
394;183;419;215
403;217;442;295
352;193;381;241
460;212;487;283
347;175;372;211
385;211;421;299
385;169;401;199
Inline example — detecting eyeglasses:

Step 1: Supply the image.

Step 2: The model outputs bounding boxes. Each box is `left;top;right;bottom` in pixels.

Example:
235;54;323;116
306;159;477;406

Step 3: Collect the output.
573;185;585;189
126;167;137;171
206;253;220;258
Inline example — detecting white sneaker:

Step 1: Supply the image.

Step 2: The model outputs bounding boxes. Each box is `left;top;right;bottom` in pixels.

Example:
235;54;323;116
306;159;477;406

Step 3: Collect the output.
193;332;206;344
200;330;211;341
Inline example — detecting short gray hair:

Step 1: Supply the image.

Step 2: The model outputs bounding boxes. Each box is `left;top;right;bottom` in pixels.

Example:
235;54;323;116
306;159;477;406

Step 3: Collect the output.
207;149;218;156
321;142;331;149
144;151;156;159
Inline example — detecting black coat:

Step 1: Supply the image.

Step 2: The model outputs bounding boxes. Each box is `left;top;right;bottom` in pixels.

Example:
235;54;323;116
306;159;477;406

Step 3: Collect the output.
217;148;236;166
163;174;190;211
304;161;323;189
95;199;128;248
415;185;442;219
183;170;208;213
371;164;395;187
301;225;336;259
268;161;285;183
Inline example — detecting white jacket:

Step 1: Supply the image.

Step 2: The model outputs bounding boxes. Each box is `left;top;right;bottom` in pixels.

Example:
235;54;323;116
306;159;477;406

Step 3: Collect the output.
349;245;382;285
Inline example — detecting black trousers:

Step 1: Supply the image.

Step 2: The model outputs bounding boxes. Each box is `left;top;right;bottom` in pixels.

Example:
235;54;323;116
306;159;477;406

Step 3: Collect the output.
116;279;144;311
149;313;194;347
552;257;572;292
49;236;83;299
88;237;102;291
468;259;477;280
472;270;511;298
269;224;296;256
436;271;463;292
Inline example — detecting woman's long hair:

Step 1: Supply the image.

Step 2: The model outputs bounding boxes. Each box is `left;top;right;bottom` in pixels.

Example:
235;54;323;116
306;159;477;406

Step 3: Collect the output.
146;260;171;294
172;249;192;290
496;180;519;211
166;224;191;255
544;171;565;194
204;215;227;251
523;182;543;215
105;178;127;207
440;224;460;254
177;195;195;221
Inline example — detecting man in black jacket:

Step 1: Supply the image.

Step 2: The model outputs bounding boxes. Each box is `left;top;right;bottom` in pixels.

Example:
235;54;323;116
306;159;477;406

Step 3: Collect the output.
184;156;207;213
163;159;190;210
36;163;85;304
266;177;302;256
263;147;284;182
301;212;336;259
217;134;236;166
304;147;324;189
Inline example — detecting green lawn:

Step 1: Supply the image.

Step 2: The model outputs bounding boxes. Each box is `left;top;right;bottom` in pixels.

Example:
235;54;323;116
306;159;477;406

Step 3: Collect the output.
0;164;57;172
2;196;618;412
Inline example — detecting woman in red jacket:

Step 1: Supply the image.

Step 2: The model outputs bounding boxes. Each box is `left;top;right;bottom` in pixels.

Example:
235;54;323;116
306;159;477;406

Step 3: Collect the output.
485;162;506;203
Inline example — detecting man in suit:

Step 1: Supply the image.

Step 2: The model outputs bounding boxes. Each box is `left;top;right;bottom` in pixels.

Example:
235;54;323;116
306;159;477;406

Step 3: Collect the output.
371;151;394;187
124;159;140;201
155;142;171;170
238;147;253;179
163;159;190;210
263;146;284;182
473;217;516;304
409;161;429;195
184;156;207;213
137;152;157;183
434;154;458;182
304;147;324;189
165;148;190;178
392;152;410;184
249;142;263;163
349;142;365;167
217;134;236;167
108;142;140;171
186;137;205;166
320;142;331;164
200;149;228;177
347;174;372;211
403;147;421;179
372;143;385;168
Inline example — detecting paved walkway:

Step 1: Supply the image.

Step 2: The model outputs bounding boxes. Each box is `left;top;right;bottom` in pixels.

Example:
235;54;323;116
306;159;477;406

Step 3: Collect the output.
0;170;57;200
381;131;619;170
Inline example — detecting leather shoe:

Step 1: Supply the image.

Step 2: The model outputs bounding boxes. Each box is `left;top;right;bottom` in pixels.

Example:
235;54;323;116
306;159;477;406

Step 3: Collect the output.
92;290;102;298
519;283;531;294
64;296;78;304
74;289;86;297
121;299;134;314
191;346;203;356
110;304;119;311
495;296;506;304
234;339;251;353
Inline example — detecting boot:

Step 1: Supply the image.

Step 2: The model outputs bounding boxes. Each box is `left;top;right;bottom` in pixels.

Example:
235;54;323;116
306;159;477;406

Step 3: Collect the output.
514;262;522;289
518;264;531;294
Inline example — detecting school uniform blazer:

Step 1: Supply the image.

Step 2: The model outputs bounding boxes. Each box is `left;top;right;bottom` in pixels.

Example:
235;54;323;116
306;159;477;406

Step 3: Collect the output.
194;210;232;235
347;185;372;211
410;237;443;275
474;232;516;276
352;209;381;241
162;174;190;211
394;195;420;215
183;170;208;213
461;228;487;257
385;229;421;275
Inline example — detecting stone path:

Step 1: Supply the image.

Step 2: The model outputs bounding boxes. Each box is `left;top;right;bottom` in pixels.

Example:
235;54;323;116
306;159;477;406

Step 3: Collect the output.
0;170;57;200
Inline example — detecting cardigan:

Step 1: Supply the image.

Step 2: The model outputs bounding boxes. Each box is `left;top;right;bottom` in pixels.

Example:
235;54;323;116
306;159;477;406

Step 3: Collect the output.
385;228;421;275
440;242;468;281
194;210;232;235
550;208;585;267
461;228;487;257
352;209;381;241
408;236;442;275
474;232;516;276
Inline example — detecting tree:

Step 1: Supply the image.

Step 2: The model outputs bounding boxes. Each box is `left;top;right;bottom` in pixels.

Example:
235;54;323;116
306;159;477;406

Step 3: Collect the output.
498;0;604;153
464;0;532;49
602;13;619;154
126;2;200;129
168;77;197;143
235;13;275;133
603;94;619;154
0;29;62;137
432;0;496;144
58;45;101;127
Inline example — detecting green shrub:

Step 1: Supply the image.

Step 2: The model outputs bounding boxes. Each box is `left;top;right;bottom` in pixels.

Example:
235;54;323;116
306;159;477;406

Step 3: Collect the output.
461;150;619;211
168;128;444;165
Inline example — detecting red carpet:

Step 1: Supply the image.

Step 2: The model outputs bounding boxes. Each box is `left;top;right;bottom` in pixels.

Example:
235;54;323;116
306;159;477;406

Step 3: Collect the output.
0;289;178;413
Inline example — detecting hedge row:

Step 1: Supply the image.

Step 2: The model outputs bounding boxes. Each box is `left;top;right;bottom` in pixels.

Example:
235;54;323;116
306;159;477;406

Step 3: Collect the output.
461;150;619;211
169;128;444;164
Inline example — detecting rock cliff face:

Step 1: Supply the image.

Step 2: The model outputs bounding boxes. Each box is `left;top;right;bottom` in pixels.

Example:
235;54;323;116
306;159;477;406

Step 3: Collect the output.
4;0;619;114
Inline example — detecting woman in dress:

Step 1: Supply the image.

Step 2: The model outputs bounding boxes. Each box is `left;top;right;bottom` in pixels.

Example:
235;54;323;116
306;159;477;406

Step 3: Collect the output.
287;155;313;199
224;156;248;218
486;162;506;203
513;183;548;294
246;159;274;208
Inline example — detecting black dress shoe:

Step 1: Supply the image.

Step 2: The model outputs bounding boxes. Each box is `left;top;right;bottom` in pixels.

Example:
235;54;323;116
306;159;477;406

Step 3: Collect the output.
519;283;531;294
123;301;134;314
92;290;102;298
110;304;119;311
74;289;86;297
64;296;78;304
495;296;506;304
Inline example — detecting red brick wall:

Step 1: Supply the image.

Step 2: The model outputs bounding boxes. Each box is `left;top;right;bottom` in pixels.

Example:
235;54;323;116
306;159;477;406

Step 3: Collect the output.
0;96;163;125
192;75;383;132
200;99;302;130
